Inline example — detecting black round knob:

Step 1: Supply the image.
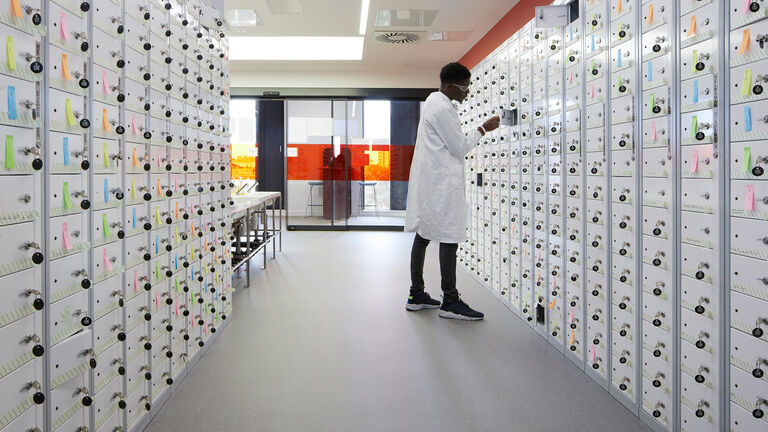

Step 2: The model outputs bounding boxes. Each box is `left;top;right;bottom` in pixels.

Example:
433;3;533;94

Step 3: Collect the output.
695;409;705;418
81;315;92;326
31;391;44;405
117;25;124;34
32;344;45;357
592;363;600;370
78;78;89;89
144;282;151;291
591;168;598;174
753;408;764;419
619;302;627;310
30;61;43;73
694;305;705;314
117;59;125;68
695;270;705;280
143;193;151;201
592;314;599;321
592;241;599;247
143;73;151;81
696;62;705;71
118;332;126;341
653;410;661;418
198;340;205;347
144;341;152;351
652;105;661;114
144;312;151;321
695;340;706;349
653;258;661;267
653;227;662;236
652;379;661;388
89;358;97;368
80;279;91;289
33;298;44;310
653;319;661;327
165;350;173;358
653;287;662;296
619;356;626;364
695;374;705;384
752;327;764;338
753;165;765;176
754;368;765;378
80;118;90;129
80;41;89;52
620;329;627;337
754;84;764;95
118;399;127;409
653;349;661;357
80;159;91;171
32;252;44;264
182;310;189;317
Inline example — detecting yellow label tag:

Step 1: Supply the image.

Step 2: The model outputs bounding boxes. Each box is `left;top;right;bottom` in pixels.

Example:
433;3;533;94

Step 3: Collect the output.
6;36;16;71
64;98;76;126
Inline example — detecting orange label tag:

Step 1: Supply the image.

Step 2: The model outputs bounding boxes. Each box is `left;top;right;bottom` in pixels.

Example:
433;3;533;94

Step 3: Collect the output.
10;0;22;18
157;178;162;196
102;108;112;132
61;53;72;81
617;0;622;12
738;28;751;54
548;298;556;310
132;147;139;167
688;15;697;37
175;202;181;220
569;331;575;345
646;4;653;24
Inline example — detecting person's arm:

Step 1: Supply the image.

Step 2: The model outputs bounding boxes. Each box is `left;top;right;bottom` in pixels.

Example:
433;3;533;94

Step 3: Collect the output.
433;105;483;158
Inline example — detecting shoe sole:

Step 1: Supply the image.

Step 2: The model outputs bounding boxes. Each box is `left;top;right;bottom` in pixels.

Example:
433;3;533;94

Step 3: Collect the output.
438;310;484;321
406;303;440;311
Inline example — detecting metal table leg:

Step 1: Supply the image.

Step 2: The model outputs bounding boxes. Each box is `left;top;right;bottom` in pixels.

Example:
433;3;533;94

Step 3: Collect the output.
279;194;282;252
245;208;251;288
262;203;267;270
272;198;276;259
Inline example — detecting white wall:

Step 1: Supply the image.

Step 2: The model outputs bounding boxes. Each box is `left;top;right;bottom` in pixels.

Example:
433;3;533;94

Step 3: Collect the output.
231;67;440;89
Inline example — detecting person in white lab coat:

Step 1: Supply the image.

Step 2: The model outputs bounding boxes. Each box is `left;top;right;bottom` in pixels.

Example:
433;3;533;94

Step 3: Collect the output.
405;62;500;320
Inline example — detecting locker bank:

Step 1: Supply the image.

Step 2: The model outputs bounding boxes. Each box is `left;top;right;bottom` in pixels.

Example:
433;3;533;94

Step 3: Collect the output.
0;0;765;431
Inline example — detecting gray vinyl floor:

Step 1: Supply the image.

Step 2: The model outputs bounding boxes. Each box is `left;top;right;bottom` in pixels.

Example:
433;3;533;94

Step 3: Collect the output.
146;231;651;432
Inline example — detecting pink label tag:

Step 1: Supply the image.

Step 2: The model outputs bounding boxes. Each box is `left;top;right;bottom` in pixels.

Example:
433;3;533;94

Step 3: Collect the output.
690;150;699;173
590;344;596;362
62;222;73;251
191;317;195;327
102;70;111;95
590;83;595;99
103;248;113;271
131;114;139;134
203;324;208;335
154;289;161;308
175;303;180;316
174;178;178;192
133;270;139;291
651;120;658;141
743;0;751;13
569;307;575;323
746;184;756;211
157;148;163;167
60;12;69;41
569;71;573;83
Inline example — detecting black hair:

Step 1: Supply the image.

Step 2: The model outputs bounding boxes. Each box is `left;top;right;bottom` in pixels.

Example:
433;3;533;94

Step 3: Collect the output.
440;62;471;85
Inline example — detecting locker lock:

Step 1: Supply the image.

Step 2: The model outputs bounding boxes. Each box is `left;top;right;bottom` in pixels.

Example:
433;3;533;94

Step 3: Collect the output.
140;395;152;411
651;372;665;388
694;400;709;418
23;6;42;26
619;322;631;337
695;331;710;349
652;251;665;267
753;317;768;338
591;259;602;272
618;349;630;364
695;365;710;384
71;32;89;52
138;275;151;291
22;334;44;357
619;242;630;256
652;98;665;114
694;297;710;315
72;269;91;289
24;289;45;311
591;309;602;321
652;402;665;418
21;241;44;264
695;262;709;280
652;281;665;297
753;359;768;378
619;188;630;202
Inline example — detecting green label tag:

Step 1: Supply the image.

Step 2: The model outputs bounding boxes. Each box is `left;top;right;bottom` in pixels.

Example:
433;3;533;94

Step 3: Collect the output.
4;135;14;169
649;93;655;113
690;115;698;139
743;147;752;173
742;69;753;97
62;181;72;209
102;213;110;238
691;49;698;73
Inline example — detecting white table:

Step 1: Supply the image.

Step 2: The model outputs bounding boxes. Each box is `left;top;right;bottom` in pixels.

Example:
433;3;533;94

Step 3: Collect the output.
230;192;282;287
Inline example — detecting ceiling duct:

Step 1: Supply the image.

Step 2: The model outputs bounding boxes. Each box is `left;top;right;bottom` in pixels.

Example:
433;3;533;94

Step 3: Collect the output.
373;31;424;45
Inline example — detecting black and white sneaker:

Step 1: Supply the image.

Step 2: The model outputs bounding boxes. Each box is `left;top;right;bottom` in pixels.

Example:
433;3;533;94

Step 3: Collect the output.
406;292;441;311
438;299;484;321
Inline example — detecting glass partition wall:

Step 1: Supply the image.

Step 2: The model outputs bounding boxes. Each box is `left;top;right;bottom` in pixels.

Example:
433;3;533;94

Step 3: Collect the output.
286;99;411;229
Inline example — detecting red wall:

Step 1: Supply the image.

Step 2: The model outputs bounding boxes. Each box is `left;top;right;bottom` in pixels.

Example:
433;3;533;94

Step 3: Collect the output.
459;0;552;70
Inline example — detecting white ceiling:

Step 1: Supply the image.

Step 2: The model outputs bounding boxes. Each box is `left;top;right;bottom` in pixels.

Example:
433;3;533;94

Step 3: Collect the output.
225;0;519;87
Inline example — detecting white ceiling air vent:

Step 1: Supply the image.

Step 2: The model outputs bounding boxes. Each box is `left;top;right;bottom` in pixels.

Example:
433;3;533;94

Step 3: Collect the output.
373;31;424;45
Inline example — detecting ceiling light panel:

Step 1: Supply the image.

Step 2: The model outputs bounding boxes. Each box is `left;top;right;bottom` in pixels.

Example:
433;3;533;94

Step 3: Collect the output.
374;9;438;28
427;31;473;42
359;0;370;35
230;37;364;60
227;9;263;26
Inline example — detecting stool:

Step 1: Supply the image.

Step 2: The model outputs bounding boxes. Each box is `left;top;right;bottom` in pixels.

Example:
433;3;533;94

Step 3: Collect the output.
305;181;324;217
359;181;379;218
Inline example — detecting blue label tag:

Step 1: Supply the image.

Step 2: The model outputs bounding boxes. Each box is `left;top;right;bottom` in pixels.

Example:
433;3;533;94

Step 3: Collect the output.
617;49;621;67
132;207;137;229
155;235;159;254
104;178;109;203
175;254;179;270
7;86;16;120
204;281;208;293
692;80;699;104
569;26;573;41
745;106;752;132
647;61;652;82
63;137;70;166
591;35;595;52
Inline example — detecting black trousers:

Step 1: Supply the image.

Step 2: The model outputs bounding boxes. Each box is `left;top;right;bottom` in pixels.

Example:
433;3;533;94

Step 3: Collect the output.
410;233;459;303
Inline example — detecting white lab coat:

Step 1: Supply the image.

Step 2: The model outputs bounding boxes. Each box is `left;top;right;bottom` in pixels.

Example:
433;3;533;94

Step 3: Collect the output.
405;92;483;244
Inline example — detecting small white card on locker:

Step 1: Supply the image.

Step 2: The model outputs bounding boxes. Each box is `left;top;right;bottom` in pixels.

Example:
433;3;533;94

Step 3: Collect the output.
500;109;518;126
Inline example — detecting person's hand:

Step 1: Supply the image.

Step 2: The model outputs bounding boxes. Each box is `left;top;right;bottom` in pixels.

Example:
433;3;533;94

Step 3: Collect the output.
483;115;500;132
